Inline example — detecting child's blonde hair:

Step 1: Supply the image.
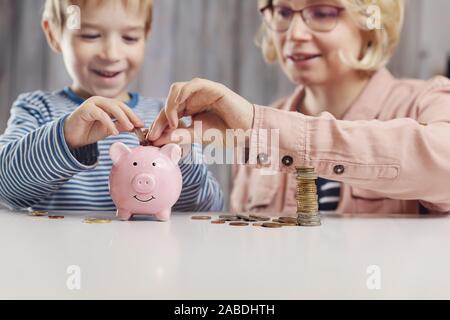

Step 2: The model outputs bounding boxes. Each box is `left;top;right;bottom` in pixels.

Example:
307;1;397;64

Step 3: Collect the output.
43;0;153;33
256;0;405;74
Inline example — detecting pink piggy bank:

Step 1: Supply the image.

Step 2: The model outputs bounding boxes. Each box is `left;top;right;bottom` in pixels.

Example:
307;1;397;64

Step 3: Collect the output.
109;143;183;221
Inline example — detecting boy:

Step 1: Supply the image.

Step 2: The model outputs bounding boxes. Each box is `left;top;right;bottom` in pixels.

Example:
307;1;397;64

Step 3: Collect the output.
0;0;224;213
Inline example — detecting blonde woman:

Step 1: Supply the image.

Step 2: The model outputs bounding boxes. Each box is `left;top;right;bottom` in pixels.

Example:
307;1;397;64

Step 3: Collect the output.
148;0;450;215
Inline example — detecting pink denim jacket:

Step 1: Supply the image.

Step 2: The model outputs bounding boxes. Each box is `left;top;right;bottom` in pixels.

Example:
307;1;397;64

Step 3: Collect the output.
231;68;450;215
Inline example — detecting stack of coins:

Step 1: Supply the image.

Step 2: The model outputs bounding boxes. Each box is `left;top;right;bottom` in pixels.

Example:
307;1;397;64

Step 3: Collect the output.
296;167;321;226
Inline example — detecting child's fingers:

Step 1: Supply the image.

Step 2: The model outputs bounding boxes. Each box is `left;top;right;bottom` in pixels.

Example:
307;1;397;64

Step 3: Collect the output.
89;106;119;136
117;101;144;128
91;97;134;132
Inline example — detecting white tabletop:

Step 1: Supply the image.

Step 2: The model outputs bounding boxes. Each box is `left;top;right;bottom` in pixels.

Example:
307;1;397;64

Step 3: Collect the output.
1;208;450;299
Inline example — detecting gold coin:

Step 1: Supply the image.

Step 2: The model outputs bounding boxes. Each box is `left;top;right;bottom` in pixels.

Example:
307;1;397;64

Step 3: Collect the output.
298;204;319;209
298;207;319;212
298;188;316;192
296;198;318;201
299;221;322;227
229;222;249;227
298;202;319;207
220;216;241;222
262;222;283;228
249;214;271;222
83;218;112;224
296;173;317;177
236;214;258;222
30;211;48;217
302;218;322;222
219;214;239;219
296;188;318;192
252;223;264;227
278;217;298;224
298;206;319;210
48;215;64;220
191;215;212;220
297;191;317;194
298;211;319;215
211;219;226;224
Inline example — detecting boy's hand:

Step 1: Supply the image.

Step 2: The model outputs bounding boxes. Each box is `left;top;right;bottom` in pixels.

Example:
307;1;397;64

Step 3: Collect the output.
64;96;144;150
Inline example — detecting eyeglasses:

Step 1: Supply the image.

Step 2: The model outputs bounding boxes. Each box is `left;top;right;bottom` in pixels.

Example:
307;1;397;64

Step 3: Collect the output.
260;4;345;33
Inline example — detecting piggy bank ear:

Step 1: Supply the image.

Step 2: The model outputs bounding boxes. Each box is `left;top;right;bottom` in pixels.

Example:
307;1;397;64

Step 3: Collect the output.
160;144;182;164
110;142;131;165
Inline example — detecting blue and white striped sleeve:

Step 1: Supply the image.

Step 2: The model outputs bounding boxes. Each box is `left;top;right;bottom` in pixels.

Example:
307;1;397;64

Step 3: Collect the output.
0;93;98;210
173;144;224;212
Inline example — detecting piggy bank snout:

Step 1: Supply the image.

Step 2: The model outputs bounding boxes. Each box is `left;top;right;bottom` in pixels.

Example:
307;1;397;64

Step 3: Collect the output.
132;174;156;193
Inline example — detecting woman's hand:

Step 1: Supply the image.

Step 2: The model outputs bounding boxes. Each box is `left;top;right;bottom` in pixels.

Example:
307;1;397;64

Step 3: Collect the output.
146;78;254;146
64;96;144;150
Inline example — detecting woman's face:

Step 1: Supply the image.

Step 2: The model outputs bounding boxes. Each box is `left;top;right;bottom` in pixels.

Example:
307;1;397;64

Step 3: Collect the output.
269;0;366;86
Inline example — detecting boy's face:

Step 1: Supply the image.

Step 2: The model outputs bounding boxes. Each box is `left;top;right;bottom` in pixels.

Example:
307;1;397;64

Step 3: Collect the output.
57;1;148;100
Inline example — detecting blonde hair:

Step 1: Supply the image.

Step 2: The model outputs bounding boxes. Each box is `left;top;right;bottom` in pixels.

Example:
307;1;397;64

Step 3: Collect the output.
43;0;153;33
256;0;405;73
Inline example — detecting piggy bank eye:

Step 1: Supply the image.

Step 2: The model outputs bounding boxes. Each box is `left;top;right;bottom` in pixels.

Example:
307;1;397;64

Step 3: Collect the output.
133;162;138;166
152;162;157;167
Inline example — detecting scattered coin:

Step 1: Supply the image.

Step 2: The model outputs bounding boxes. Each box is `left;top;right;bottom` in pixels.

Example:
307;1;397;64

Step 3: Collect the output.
229;222;249;227
218;215;241;222
278;217;298;224
219;214;239;219
211;219;226;224
262;222;283;228
30;211;48;217
249;214;270;222
48;215;64;220
83;217;112;224
236;214;258;222
191;215;212;220
252;223;264;227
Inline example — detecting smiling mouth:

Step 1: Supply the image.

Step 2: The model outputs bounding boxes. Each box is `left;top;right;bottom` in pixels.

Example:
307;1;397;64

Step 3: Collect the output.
92;69;123;78
133;195;156;203
288;54;322;62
